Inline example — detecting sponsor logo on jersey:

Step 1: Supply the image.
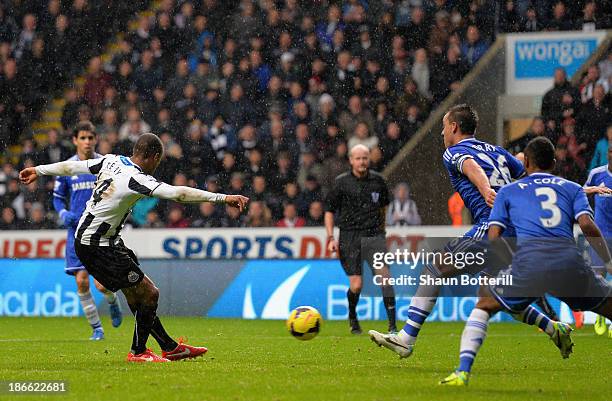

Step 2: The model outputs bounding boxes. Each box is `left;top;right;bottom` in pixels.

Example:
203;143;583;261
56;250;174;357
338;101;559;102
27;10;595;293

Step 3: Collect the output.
371;192;380;203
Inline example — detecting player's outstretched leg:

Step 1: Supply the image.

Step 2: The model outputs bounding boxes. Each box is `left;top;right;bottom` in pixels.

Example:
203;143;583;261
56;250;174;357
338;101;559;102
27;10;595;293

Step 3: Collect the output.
75;270;104;340
369;268;441;358
513;305;574;358
94;279;123;328
123;276;207;362
122;276;169;362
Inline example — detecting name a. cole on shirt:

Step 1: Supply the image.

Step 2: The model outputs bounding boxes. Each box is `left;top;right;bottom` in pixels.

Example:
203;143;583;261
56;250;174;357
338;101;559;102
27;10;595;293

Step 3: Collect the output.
518;177;567;189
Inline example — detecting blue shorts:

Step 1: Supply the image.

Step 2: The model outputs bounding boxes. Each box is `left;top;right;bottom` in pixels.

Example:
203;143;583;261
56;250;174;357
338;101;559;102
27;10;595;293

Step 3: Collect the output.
586;236;612;271
443;222;513;276
65;229;86;275
491;250;611;313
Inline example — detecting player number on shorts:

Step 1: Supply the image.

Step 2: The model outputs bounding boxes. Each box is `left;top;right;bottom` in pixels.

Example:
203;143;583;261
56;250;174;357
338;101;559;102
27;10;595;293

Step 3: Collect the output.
535;187;561;228
476;153;511;187
92;178;113;204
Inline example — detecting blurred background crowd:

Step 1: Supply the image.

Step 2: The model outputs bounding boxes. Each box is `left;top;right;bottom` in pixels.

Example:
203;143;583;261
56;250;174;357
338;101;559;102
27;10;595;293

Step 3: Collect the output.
0;0;609;230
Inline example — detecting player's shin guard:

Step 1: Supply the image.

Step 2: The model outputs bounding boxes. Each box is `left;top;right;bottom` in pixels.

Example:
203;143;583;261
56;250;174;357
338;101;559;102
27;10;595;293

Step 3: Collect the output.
458;308;489;373
150;316;178;352
131;304;157;355
397;273;440;346
78;291;102;330
347;289;360;320
513;305;554;336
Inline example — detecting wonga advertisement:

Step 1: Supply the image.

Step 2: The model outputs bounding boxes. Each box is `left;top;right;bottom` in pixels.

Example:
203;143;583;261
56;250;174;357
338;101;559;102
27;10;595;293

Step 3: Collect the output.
505;30;606;95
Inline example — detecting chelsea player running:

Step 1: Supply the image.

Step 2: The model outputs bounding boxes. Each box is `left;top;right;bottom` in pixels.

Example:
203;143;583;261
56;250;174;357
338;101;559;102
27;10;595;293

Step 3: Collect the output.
53;122;123;340
582;141;612;337
441;137;612;385
369;105;567;366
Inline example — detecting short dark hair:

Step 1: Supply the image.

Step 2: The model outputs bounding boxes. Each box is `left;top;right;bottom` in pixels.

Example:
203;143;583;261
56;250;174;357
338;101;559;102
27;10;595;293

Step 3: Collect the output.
73;121;96;137
525;136;555;170
133;133;163;159
446;104;478;135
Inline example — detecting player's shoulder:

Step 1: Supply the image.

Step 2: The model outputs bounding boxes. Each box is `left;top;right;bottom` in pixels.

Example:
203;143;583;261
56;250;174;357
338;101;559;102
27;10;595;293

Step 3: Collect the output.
586;165;608;182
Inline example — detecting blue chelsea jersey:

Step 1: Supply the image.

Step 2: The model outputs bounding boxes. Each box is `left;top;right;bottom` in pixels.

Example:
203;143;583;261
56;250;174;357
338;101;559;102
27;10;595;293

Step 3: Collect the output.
584;165;612;237
489;173;593;246
53;154;101;218
443;137;525;224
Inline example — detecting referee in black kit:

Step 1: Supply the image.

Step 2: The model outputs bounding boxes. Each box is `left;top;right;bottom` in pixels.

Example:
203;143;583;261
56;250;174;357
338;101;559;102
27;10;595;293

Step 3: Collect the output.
325;144;397;334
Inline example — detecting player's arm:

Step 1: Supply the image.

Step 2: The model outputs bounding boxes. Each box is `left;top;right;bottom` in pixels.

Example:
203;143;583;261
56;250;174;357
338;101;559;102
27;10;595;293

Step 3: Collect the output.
52;178;79;227
151;183;249;212
20;159;104;184
583;169;612;196
584;186;612;196
324;182;341;253
578;214;612;274
462;158;496;207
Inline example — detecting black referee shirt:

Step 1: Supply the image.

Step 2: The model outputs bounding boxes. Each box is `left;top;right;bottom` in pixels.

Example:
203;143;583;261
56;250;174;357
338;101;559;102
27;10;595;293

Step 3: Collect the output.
325;170;391;234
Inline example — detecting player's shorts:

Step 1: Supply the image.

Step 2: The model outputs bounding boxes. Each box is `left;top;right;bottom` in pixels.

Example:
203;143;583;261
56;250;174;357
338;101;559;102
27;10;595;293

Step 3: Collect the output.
65;229;86;275
491;248;611;313
587;236;612;272
442;222;513;277
338;230;386;276
74;240;144;292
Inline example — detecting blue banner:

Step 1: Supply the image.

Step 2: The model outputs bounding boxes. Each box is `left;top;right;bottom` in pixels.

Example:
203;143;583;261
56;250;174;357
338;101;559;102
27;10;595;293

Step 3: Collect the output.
0;259;102;317
207;260;516;322
514;37;598;79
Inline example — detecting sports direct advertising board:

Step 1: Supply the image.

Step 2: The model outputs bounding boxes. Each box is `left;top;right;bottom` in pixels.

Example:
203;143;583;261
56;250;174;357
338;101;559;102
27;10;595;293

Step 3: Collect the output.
505;30;606;95
0;226;466;259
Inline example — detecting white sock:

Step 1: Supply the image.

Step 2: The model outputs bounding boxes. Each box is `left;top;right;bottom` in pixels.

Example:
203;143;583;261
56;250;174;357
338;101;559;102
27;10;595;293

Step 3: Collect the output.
105;292;117;305
398;274;440;346
458;308;489;373
78;291;102;330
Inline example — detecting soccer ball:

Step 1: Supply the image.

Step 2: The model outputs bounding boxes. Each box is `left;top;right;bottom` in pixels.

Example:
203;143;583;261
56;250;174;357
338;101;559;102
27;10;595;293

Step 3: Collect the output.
286;306;322;340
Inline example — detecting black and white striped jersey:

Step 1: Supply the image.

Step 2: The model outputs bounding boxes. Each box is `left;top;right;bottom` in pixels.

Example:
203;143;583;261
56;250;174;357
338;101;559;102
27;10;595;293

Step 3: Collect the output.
74;154;162;246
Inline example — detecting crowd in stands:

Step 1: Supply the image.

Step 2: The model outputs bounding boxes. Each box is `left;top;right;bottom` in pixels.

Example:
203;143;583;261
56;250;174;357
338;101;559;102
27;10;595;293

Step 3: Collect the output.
0;0;150;148
508;54;612;184
1;0;609;229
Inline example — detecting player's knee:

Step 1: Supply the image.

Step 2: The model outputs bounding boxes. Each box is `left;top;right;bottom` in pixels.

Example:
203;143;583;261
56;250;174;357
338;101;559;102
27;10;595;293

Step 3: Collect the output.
349;277;362;294
76;276;89;292
146;285;160;305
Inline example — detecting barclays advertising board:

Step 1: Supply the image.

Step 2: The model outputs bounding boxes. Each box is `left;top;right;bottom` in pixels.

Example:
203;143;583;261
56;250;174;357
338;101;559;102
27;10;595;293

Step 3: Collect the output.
506;31;605;95
0;259;585;324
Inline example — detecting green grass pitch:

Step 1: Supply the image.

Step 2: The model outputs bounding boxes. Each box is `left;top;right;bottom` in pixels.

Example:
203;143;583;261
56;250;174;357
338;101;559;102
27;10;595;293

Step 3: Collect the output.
0;317;609;401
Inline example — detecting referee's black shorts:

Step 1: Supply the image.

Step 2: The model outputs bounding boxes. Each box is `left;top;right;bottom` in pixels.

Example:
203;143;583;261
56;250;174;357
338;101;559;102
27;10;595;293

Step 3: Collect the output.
338;230;387;276
75;240;145;292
